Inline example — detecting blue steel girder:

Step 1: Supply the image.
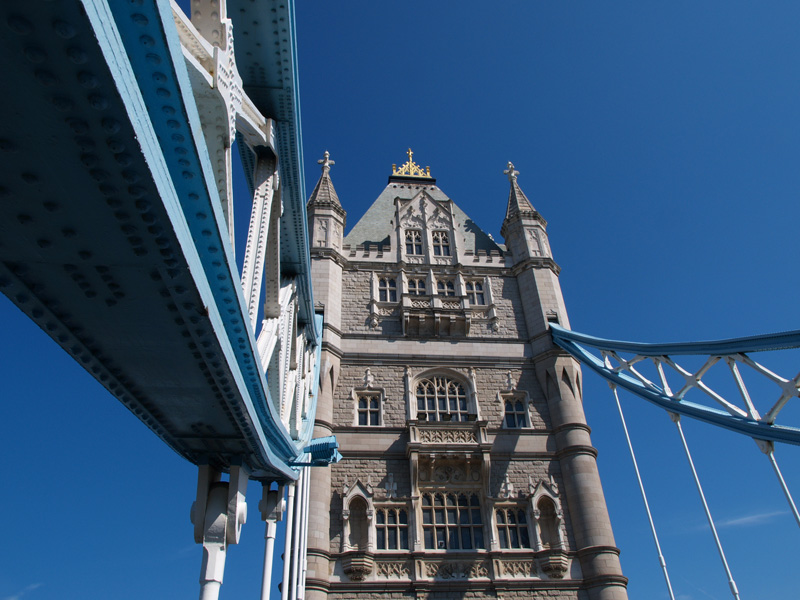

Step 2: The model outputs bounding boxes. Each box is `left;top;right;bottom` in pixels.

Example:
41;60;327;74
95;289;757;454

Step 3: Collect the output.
550;324;800;445
0;0;318;480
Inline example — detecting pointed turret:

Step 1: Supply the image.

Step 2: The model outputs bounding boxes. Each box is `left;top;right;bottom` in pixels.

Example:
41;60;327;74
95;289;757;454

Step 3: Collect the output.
307;151;346;250
308;151;343;209
500;162;550;262
503;161;538;221
500;161;570;337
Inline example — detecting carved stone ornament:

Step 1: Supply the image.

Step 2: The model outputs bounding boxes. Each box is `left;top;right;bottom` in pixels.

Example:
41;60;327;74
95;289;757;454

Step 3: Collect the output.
342;551;374;581
424;560;489;579
418;428;477;444
376;561;411;579
500;559;536;578
539;551;568;579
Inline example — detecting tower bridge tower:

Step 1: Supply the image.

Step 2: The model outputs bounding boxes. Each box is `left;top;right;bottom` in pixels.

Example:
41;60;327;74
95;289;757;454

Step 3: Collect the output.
306;152;628;600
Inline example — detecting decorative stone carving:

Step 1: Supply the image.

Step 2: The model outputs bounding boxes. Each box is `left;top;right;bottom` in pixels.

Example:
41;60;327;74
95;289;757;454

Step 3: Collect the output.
384;473;397;499
342;551;374;581
499;473;514;499
442;300;460;310
500;560;536;578
411;298;431;309
539;551;568;579
433;465;465;482
418;428;477;444
424;560;489;579
364;368;375;388
376;561;410;579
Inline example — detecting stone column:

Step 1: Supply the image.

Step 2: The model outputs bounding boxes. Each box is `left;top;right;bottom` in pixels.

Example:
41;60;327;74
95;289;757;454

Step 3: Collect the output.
537;355;628;600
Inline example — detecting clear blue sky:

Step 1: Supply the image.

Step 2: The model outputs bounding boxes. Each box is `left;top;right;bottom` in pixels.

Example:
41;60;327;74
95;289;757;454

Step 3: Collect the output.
2;2;799;599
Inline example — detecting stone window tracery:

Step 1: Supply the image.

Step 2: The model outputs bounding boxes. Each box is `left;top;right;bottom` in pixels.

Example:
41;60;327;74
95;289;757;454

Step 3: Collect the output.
379;277;397;302
375;507;409;550
504;398;528;428
416;376;468;422
421;492;484;550
436;279;455;296
357;392;381;426
496;507;531;549
405;230;423;255
432;231;450;256
407;278;426;296
465;281;485;305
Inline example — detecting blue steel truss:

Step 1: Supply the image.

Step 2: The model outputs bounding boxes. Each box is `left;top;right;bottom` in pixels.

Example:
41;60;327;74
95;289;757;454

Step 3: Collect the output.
551;324;800;445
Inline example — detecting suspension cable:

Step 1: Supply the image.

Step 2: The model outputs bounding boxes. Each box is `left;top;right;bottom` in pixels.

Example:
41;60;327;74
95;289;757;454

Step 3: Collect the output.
671;414;741;600
764;446;800;529
611;385;676;600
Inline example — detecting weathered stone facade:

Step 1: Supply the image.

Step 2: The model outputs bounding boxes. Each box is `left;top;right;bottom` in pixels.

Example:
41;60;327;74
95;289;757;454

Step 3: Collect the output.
305;154;628;599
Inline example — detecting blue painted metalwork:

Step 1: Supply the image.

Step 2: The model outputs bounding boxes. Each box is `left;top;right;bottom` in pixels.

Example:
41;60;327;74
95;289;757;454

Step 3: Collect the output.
551;324;800;445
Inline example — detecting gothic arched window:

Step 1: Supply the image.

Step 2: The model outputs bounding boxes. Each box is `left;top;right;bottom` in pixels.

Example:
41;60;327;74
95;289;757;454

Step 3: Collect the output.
416;376;468;422
376;507;409;550
496;507;531;549
432;231;450;256
421;492;483;550
405;230;423;255
378;277;397;302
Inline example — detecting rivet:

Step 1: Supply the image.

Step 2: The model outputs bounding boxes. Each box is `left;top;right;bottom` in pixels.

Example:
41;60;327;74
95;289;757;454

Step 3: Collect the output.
88;94;108;110
114;153;132;167
36;238;51;248
21;173;38;184
0;139;18;153
53;20;77;39
62;227;77;238
43;201;59;212
66;46;88;64
139;35;155;47
145;52;161;65
156;88;171;98
131;13;149;26
152;71;167;84
101;118;120;133
106;139;125;153
182;171;193;179
123;170;141;184
77;71;99;89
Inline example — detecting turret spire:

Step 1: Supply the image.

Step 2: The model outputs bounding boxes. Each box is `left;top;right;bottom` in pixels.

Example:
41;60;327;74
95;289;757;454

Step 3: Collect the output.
503;161;537;220
308;150;342;209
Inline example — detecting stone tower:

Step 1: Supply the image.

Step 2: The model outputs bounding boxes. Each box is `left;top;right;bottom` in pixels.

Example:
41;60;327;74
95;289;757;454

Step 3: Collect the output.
305;151;627;600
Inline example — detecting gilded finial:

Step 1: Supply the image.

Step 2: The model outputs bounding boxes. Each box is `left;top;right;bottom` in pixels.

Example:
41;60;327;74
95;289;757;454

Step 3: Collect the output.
391;148;432;178
504;161;519;182
318;150;334;174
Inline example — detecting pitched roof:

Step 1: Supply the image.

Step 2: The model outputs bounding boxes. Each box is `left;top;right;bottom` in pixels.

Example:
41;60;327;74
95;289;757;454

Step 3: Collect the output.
344;181;503;253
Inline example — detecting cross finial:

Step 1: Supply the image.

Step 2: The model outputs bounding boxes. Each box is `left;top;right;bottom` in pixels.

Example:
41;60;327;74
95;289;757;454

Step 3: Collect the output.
318;150;334;174
407;148;413;162
504;161;519;182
